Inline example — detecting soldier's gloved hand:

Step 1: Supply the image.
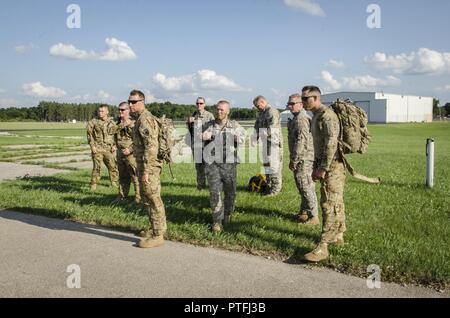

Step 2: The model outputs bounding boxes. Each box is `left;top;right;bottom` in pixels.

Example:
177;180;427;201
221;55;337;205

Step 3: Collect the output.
289;161;297;172
91;146;97;155
312;168;326;181
202;131;213;141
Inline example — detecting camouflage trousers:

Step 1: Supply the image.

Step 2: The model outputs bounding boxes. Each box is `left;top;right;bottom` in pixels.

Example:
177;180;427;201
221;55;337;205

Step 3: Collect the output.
205;163;237;223
319;159;346;244
137;161;167;236
263;151;283;194
90;147;119;187
294;160;318;217
117;153;140;201
195;163;207;189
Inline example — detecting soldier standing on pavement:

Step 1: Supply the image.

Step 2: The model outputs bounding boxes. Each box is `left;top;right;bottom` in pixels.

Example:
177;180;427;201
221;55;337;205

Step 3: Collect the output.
286;94;319;225
186;97;215;190
301;86;346;262
113;102;141;203
251;96;283;196
86;104;119;191
201;100;246;232
128;90;167;248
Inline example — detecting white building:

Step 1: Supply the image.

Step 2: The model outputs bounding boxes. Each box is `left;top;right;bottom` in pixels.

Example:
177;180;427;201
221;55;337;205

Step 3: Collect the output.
321;92;433;123
280;110;293;124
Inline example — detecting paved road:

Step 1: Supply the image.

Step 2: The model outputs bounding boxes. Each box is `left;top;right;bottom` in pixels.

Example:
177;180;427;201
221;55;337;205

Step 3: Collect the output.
0;210;446;298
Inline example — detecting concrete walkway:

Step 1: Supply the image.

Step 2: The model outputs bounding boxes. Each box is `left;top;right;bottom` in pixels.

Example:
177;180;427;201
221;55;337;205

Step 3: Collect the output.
0;210;446;298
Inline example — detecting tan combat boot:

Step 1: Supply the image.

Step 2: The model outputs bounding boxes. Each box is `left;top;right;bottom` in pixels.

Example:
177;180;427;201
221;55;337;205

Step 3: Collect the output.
304;242;329;262
90;183;97;192
297;212;309;223
303;216;320;225
212;222;223;233
138;229;152;238
138;234;164;248
334;233;345;246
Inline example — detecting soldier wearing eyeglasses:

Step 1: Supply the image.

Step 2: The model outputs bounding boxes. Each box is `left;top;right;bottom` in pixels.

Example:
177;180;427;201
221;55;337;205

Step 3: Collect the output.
301;86;346;262
113;102;141;203
128;90;167;249
86;104;119;191
286;93;318;225
186;97;215;190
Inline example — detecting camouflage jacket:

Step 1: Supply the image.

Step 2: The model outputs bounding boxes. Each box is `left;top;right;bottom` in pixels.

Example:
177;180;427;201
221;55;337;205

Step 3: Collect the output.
201;119;246;164
311;105;340;171
187;109;215;148
287;109;314;165
114;119;135;154
133;109;162;170
86;117;116;150
254;105;283;148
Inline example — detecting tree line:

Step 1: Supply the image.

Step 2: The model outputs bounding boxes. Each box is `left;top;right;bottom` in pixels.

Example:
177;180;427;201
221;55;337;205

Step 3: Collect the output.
0;101;260;122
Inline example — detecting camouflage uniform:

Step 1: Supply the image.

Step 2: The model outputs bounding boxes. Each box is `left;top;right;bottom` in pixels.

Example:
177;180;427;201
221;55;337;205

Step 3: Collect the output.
133;109;167;237
311;105;346;244
187;110;215;189
287;109;318;218
114;119;141;202
254;105;283;194
86;117;119;188
202;119;245;224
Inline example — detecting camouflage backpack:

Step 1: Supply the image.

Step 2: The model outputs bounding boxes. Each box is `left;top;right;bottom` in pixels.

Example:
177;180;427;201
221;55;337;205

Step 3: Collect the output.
329;99;380;184
329;99;371;154
248;173;269;194
152;114;175;163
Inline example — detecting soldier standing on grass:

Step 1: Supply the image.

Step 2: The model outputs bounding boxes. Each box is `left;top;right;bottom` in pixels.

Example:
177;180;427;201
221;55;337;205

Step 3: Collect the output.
251;95;283;196
301;86;346;262
86;104;119;191
201;100;246;232
186;97;215;190
113;102;141;203
286;93;319;225
128;90;167;248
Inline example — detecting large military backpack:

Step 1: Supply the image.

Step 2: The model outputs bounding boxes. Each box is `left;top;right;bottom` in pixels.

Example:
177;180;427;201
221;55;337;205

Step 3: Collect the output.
329;99;380;184
152;114;175;164
329;99;371;154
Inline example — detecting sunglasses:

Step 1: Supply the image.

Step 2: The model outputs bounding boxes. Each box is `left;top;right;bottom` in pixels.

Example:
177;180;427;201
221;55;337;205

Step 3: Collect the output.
196;102;205;105
128;99;143;104
301;96;317;102
119;108;128;112
287;102;301;106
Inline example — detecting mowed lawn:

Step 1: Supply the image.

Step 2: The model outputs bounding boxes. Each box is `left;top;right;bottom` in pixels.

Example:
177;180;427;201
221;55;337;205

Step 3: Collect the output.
0;122;449;289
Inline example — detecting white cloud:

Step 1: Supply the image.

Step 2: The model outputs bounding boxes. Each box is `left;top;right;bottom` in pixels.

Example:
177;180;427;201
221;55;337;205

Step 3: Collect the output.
152;69;247;94
73;90;114;102
22;82;67;98
321;71;401;91
49;37;137;61
365;48;450;75
435;85;450;92
284;0;325;17
0;98;19;108
15;43;34;54
321;71;341;90
326;59;345;69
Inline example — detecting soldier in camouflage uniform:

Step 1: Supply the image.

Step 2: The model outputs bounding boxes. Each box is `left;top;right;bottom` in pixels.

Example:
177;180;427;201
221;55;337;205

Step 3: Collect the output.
128;90;167;248
301;86;346;262
286;94;319;225
252;96;283;196
86;104;119;191
186;97;215;190
113;102;141;203
200;100;246;232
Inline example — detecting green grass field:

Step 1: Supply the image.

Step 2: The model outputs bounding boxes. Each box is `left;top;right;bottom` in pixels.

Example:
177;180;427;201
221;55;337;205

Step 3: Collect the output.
0;122;449;289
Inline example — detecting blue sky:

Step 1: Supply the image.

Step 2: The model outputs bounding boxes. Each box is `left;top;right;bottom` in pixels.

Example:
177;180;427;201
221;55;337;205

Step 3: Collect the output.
1;0;450;108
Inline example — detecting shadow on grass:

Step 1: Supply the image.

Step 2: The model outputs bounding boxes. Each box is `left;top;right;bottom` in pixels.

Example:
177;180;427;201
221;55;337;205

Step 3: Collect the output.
0;209;138;244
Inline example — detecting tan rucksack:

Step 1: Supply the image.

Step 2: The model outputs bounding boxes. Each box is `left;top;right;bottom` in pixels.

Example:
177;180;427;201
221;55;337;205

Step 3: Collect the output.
329;99;380;184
